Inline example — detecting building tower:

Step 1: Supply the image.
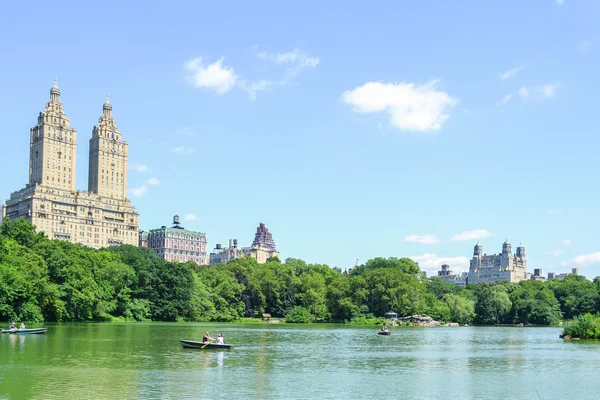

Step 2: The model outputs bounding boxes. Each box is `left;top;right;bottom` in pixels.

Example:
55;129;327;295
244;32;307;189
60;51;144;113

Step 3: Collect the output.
29;79;77;191
252;223;277;251
516;244;526;259
473;243;483;258
88;95;128;199
502;240;511;255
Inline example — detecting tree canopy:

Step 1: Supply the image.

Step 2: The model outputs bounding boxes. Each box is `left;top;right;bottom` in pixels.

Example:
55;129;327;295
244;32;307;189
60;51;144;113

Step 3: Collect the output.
1;219;599;325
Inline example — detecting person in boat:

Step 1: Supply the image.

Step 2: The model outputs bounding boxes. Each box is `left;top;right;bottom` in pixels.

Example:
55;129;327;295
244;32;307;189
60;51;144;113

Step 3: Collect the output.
19;322;25;330
202;332;215;343
216;334;224;345
380;324;388;332
8;322;15;330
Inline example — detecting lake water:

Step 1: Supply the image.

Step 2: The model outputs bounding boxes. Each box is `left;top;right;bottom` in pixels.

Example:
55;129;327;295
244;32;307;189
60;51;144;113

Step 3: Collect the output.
1;323;600;399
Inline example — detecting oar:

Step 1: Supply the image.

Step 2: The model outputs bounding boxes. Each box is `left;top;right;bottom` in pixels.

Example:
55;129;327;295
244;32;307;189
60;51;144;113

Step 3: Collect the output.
201;340;214;349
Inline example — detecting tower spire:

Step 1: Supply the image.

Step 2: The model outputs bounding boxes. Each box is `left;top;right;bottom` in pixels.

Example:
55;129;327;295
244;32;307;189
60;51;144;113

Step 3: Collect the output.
50;77;60;102
103;92;112;117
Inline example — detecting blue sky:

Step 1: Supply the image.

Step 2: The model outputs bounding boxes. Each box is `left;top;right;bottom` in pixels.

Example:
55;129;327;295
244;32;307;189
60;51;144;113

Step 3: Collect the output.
1;0;599;276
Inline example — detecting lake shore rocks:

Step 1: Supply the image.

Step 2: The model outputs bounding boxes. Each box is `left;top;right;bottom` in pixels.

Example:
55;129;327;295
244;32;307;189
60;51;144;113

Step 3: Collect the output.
397;315;442;326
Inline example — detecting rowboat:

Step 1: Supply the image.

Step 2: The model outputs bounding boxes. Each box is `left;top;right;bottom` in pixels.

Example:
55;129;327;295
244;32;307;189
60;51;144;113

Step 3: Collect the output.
180;339;234;349
376;331;391;336
2;328;48;335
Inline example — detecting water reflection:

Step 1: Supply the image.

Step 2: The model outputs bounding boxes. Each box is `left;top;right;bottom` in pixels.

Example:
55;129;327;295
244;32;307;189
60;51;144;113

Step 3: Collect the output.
217;350;224;369
1;324;600;399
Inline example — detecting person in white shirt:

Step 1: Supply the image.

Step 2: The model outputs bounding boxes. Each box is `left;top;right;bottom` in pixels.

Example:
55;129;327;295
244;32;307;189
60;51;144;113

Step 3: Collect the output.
216;334;224;345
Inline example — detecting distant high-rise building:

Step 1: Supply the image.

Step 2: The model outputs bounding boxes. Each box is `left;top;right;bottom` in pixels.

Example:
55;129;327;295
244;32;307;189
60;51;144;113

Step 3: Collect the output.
436;264;467;287
252;223;276;251
531;268;545;281
3;82;139;247
468;241;530;284
209;222;280;265
142;215;207;265
209;239;243;265
550;268;580;280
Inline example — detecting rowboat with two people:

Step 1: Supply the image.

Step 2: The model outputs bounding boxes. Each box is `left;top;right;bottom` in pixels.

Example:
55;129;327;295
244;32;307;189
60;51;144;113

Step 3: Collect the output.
180;331;234;350
2;322;48;334
2;328;48;335
180;340;234;349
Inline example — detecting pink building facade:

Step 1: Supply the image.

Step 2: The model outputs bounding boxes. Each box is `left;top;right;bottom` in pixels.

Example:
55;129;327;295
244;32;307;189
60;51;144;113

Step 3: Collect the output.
142;215;208;265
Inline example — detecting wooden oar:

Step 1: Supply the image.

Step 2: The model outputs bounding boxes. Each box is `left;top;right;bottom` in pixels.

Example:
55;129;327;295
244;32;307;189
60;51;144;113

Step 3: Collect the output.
201;340;214;349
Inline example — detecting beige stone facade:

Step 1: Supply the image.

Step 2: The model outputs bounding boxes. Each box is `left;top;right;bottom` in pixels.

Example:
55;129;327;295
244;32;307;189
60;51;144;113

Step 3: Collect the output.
468;241;530;284
2;82;139;248
209;224;280;265
243;245;280;264
88;96;128;199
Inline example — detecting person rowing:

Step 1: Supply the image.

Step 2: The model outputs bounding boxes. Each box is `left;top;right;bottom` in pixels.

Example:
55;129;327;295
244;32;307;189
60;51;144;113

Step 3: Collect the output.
202;332;215;343
380;323;388;332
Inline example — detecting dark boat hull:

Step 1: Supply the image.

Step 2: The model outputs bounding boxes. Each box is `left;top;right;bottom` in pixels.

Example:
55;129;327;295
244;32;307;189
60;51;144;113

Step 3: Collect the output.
376;331;391;335
2;328;48;335
180;340;234;349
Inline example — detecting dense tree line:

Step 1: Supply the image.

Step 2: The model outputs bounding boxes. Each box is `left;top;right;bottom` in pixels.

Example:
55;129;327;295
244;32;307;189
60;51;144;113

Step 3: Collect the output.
1;219;600;324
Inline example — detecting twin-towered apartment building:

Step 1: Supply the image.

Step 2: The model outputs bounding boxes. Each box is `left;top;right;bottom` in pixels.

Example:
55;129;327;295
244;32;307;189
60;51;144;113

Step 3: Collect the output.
2;81;139;247
3;82;279;266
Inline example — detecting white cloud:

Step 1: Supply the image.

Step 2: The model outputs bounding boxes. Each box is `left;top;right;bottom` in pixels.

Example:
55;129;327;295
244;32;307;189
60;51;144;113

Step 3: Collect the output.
499;94;513;105
563;239;573;246
185;49;318;100
239;79;273;101
542;82;560;98
555;0;564;5
403;234;440;245
244;48;319;99
410;253;470;275
578;40;597;54
176;127;195;137
572;252;600;266
341;80;457;132
257;49;320;68
451;229;493;241
500;65;526;80
185;213;199;222
518;87;530;99
184;57;238;95
171;146;194;153
130;186;148;197
560;261;569;267
545;249;562;257
518;83;560;100
131;163;148;172
146;178;160;185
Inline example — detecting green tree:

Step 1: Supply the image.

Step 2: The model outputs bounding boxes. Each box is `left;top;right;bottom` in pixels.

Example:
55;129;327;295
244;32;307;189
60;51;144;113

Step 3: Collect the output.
548;275;599;319
0;218;46;248
426;277;463;299
351;257;422;276
443;293;475;324
285;306;315;323
474;283;512;324
509;280;561;325
363;268;426;317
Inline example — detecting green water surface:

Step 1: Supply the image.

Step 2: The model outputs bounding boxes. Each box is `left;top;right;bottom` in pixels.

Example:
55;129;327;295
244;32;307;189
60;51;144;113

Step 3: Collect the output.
1;323;599;399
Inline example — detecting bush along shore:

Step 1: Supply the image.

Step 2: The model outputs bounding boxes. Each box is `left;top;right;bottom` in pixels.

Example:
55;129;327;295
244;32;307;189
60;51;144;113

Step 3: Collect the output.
561;314;600;340
2;218;600;325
